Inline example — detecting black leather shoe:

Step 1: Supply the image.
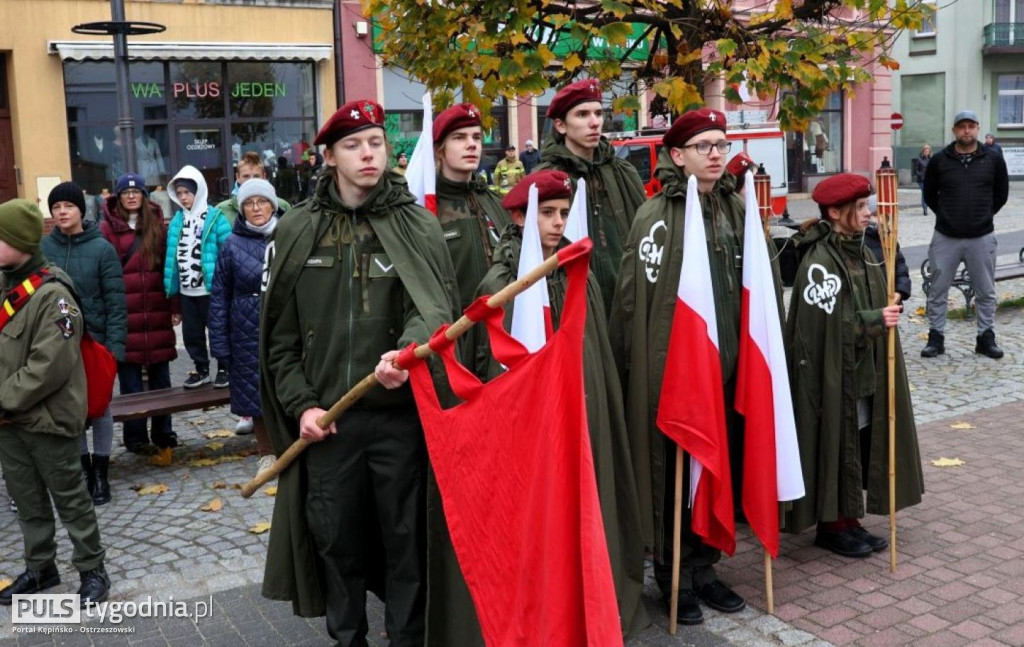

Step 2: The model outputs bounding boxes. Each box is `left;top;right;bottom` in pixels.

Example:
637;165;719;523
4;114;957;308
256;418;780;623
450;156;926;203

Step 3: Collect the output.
697;580;746;613
77;566;110;608
815;529;873;558
921;329;945;358
91;455;111;506
0;564;61;605
848;526;888;552
976;329;1004;359
663;588;703;625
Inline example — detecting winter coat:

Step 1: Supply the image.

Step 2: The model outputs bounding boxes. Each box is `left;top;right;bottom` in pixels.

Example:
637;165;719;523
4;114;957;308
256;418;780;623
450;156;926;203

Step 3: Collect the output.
476;225;649;639
100;198;179;365
0;256;87;437
911;154;930;184
165;165;232;297
41;222;128;361
923;142;1009;238
209;217;269;417
536;138;646;314
863;224;912;302
784;221;924;532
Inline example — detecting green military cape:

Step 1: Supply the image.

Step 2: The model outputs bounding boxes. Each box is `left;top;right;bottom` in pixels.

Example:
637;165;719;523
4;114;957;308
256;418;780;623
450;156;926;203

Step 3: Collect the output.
783;221;924;532
473;226;649;638
609;150;780;561
536;138;646;312
259;172;461;621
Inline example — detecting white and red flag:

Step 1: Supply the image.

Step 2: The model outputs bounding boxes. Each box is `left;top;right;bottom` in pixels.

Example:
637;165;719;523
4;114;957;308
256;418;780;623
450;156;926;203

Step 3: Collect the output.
735;170;804;558
563;178;589;243
655;174;736;555
511;184;552;351
406;92;436;214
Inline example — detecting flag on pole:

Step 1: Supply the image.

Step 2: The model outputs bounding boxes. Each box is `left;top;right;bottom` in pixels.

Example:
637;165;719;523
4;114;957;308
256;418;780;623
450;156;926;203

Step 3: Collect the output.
655;174;736;555
511;184;551;351
406;92;437;214
735;170;804;558
563;178;589;243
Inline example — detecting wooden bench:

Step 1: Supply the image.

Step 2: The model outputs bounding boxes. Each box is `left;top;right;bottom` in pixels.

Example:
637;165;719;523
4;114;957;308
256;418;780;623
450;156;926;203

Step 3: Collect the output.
921;248;1024;313
110;385;230;422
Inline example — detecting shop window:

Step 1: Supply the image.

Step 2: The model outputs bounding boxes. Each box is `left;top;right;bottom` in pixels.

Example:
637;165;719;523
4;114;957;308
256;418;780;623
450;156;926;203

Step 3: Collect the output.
803;91;843;175
170;61;225;119
998;74;1024;127
64;61;166;125
227;62;315;120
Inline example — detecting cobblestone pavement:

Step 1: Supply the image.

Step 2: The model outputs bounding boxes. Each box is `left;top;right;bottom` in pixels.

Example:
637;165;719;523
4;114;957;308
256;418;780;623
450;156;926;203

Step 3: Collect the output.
2;187;1024;645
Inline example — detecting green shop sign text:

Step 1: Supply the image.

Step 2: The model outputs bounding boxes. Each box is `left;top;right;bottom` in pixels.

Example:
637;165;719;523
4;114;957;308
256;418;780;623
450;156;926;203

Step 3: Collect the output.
131;82;287;99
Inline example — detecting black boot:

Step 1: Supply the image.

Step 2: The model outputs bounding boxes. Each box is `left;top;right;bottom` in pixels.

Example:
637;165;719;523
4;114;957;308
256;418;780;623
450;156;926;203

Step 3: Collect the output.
0;564;60;605
921;329;945;358
92;455;111;506
81;454;95;497
77;565;110;608
976;329;1004;359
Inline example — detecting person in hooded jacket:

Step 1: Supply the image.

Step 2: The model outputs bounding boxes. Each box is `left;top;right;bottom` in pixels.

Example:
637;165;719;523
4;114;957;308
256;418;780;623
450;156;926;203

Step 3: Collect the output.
164;165;232;389
100;173;180;453
433;103;512;313
42;181;127;505
535;79;646;314
784;173;924;558
863;194;911;304
209;178;281;479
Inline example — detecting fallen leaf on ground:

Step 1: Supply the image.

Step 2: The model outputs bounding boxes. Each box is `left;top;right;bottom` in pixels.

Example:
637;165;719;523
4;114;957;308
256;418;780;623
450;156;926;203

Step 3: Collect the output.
918;332;929;341
188;458;220;467
915;306;926;316
189;419;207;426
212;482;228;489
148;447;174;466
265;486;278;496
134;484;169;495
950;421;974;430
931;457;966;467
206;442;225;451
0;579;10;589
200;497;223;512
249;522;272;534
205;430;233;439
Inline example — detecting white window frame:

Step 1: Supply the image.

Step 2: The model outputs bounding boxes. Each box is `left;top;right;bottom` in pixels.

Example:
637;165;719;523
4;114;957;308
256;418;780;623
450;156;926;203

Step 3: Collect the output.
912;1;937;38
997;74;1024;128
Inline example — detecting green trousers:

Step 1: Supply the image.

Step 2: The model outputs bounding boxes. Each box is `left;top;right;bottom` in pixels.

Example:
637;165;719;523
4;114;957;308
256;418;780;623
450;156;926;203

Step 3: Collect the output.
0;427;105;572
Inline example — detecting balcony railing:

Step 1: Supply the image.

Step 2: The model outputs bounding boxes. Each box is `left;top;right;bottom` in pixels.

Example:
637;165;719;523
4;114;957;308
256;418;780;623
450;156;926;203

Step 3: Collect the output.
983;23;1024;50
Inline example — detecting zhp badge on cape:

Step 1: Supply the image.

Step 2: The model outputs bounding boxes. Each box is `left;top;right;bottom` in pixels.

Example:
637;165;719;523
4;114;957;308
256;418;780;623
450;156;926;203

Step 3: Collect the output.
802;263;842;314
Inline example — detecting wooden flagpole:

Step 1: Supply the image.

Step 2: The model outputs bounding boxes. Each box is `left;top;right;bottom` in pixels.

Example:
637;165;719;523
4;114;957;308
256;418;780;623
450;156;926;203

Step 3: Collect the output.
764;551;774;614
669;447;684;634
241;250;565;498
875;163;900;572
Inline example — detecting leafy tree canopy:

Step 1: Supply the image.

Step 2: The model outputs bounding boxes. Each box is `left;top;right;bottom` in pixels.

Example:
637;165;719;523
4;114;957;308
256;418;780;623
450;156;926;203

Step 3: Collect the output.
364;0;931;131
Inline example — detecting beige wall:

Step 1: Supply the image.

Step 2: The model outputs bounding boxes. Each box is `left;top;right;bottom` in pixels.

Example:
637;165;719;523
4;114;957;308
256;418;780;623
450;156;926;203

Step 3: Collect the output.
1;0;335;202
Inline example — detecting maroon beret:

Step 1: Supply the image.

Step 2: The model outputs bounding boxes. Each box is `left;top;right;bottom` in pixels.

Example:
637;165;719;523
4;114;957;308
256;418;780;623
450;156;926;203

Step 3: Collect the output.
726;152;756;179
811;173;873;208
663;107;727;148
546;79;603;120
314;99;385;148
433;103;482;144
501;170;573;212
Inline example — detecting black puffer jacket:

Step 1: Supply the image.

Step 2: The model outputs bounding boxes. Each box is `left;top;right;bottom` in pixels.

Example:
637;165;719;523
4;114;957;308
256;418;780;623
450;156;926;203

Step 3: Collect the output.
862;225;911;302
923;143;1008;238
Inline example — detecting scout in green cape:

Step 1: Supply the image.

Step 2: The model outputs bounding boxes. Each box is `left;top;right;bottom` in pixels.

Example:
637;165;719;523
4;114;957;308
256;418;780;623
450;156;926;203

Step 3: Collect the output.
784;173;924;557
610;107;755;625
535;79;646;314
433;103;512;312
471;170;649;638
259;99;460;646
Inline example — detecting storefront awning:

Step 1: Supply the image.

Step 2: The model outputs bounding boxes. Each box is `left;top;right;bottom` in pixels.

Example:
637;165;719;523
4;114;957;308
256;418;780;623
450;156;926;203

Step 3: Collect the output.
48;41;333;62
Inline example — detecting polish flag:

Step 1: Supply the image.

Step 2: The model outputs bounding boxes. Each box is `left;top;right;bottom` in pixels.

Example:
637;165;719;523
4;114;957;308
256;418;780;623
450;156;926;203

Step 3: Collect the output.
406;92;437;214
655;174;735;555
511;184;552;351
563;178;589;243
735;170;804;558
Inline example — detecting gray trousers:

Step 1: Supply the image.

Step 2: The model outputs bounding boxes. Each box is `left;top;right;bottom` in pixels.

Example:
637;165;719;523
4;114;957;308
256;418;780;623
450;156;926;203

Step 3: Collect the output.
926;231;998;334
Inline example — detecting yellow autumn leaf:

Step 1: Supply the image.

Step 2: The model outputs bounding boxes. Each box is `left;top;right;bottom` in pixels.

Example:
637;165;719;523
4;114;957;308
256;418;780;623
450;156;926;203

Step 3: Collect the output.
200;497;223;512
265;486;278;496
218;455;245;463
563;52;582;72
189;458;220;467
249;522;272;534
0;579;11;589
205;430;234;439
950;421;974;430
189;419;207;426
918;332;929;341
931;457;965;467
915;307;926;316
148;447;174;467
135;484;169;496
206;442;225;451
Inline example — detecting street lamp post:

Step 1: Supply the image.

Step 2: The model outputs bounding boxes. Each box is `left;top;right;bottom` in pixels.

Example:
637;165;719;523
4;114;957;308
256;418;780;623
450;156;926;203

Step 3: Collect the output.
72;0;164;178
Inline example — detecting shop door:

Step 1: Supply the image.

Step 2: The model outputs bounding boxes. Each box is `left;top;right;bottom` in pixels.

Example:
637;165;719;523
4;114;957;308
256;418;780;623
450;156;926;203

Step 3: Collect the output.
0;54;17;202
174;125;228;204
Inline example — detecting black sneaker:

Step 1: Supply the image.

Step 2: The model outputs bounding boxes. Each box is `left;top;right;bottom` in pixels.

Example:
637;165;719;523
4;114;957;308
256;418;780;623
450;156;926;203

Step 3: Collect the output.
975;329;1004;359
213;368;229;389
183;370;210;389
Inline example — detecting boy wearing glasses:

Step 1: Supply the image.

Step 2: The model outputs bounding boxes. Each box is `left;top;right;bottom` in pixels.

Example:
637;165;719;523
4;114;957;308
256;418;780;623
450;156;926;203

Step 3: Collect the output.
535;79;646;314
611;107;759;626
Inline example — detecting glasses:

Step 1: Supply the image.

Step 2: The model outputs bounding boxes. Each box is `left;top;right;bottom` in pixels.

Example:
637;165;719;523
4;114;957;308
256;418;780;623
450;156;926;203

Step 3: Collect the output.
682;141;732;156
242;198;273;210
120;189;143;197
